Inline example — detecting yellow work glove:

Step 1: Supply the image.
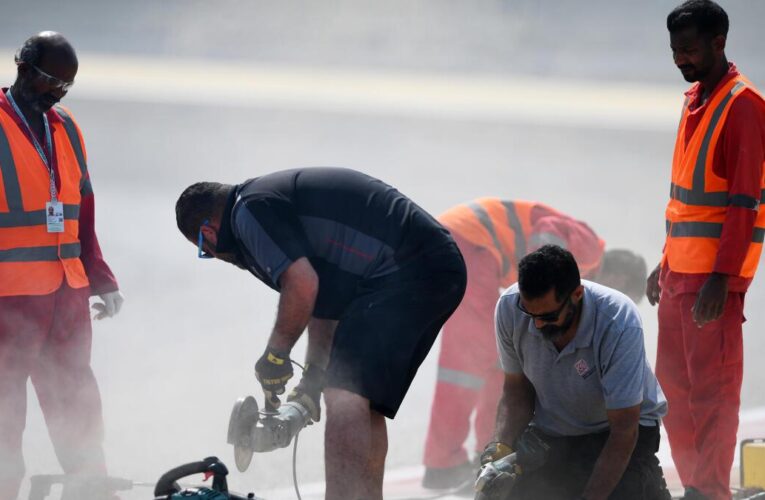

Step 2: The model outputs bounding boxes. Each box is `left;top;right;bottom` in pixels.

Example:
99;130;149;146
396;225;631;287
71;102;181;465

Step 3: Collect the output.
480;441;514;466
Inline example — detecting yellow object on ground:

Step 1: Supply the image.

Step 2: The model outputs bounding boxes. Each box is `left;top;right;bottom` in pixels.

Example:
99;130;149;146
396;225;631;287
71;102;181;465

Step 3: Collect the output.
741;439;765;489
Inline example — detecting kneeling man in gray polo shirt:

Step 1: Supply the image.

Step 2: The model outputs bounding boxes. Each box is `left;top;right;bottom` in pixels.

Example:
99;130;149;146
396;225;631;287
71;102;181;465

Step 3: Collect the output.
480;245;670;500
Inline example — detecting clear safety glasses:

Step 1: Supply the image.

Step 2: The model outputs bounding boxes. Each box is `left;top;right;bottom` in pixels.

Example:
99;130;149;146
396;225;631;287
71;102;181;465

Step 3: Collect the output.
28;62;75;92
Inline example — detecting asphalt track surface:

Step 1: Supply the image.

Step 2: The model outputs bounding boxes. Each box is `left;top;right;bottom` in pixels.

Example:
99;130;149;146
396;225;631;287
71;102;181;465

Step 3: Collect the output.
3;2;765;498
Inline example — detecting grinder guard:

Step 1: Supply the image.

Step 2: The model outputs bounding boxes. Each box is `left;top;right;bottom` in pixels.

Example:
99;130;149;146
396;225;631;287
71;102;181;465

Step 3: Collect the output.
227;394;313;472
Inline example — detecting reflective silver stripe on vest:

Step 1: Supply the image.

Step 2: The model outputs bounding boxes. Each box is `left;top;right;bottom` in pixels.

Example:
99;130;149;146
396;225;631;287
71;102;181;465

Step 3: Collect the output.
0;204;80;228
670;186;765;209
670;81;746;207
670;183;728;207
81;178;93;196
501;201;528;267
54;107;90;194
668;221;765;243
468;202;510;276
437;367;484;390
0;242;81;262
0;118;23;211
54;107;87;176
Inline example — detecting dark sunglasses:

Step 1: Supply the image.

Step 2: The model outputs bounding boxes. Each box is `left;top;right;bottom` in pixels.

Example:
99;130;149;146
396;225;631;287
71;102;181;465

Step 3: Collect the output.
197;219;214;259
516;291;573;323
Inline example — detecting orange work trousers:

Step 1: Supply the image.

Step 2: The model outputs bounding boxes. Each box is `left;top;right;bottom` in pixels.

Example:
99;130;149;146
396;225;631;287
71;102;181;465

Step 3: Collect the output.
423;233;504;468
656;291;744;500
0;284;107;500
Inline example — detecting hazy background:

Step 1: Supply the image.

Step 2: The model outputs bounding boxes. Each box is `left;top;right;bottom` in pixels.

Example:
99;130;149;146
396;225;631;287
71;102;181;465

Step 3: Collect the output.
2;1;764;498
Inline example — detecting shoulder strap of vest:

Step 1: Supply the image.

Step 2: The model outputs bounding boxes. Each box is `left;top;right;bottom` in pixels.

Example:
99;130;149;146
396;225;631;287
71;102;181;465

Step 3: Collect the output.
467;200;511;276
54;106;92;196
0;113;23;211
500;201;528;265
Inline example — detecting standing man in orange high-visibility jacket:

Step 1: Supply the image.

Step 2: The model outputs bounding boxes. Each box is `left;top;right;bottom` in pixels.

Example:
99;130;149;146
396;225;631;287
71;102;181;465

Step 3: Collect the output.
0;32;124;500
646;2;765;499
421;198;647;490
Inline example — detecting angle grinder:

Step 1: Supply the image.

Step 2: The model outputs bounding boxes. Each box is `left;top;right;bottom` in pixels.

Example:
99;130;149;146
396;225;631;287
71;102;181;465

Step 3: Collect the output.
227;393;313;472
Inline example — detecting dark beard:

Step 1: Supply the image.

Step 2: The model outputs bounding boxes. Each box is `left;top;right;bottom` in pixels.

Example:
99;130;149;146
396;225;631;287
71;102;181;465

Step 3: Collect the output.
17;85;56;114
216;251;247;270
539;302;580;341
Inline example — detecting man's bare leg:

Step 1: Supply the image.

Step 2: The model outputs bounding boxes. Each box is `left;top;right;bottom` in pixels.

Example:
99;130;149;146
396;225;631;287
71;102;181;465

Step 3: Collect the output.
325;387;387;499
362;410;387;500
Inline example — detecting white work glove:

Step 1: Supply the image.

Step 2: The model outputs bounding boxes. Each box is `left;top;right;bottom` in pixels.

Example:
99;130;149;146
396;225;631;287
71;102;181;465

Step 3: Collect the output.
92;290;125;320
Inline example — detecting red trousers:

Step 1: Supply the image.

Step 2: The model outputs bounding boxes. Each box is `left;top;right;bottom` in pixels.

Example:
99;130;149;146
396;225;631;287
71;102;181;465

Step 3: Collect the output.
423;235;504;468
0;284;107;500
656;291;744;500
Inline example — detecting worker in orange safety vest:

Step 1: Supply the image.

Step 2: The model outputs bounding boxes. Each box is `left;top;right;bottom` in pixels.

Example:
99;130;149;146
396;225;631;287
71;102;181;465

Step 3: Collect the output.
647;2;765;499
0;32;124;500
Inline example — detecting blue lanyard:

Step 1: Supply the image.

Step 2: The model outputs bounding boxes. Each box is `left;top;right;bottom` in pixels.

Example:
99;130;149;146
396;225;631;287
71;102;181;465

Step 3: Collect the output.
5;88;57;202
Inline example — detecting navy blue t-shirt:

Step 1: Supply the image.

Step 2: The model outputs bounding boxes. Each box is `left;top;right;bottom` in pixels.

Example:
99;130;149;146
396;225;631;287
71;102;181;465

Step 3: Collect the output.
216;167;453;318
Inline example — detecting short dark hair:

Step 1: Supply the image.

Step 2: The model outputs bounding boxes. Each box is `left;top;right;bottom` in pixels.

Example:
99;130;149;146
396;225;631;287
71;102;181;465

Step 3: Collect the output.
175;182;232;240
518;245;581;301
667;0;729;38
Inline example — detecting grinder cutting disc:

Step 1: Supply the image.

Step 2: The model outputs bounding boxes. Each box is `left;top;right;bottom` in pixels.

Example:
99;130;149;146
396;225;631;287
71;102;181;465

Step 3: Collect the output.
227;395;259;472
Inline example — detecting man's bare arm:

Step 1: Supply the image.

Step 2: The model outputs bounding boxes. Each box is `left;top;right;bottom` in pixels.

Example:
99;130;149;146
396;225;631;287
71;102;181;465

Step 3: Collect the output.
267;257;319;352
581;405;641;500
494;373;535;446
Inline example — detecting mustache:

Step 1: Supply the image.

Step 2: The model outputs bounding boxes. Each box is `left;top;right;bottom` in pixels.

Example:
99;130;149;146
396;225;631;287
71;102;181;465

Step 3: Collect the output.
539;325;566;341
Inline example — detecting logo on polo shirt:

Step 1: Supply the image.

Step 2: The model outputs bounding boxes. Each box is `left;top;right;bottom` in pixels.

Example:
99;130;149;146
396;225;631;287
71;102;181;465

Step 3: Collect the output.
574;358;594;379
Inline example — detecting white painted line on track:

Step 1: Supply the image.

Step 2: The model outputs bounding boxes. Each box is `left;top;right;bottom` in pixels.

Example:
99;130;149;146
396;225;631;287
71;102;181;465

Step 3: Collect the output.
0;50;685;131
261;405;765;499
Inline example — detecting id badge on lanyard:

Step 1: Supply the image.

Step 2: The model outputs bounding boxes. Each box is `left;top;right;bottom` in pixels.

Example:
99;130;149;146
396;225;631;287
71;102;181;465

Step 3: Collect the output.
5;89;63;232
46;200;64;232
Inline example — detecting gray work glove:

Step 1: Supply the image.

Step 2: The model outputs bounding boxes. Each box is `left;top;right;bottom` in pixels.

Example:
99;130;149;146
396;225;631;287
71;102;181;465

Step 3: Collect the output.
287;363;326;422
514;427;551;472
92;291;125;320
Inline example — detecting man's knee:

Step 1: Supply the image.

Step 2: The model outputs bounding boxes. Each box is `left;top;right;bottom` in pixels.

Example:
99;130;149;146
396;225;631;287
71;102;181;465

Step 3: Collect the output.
608;458;671;500
324;387;369;417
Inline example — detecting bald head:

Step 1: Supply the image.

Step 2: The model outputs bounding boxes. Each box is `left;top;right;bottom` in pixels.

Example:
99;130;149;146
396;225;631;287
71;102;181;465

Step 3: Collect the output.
16;31;77;69
12;31;78;113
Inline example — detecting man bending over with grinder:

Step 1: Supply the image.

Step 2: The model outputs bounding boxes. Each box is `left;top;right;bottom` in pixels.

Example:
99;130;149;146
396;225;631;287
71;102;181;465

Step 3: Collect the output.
175;167;466;500
478;245;669;500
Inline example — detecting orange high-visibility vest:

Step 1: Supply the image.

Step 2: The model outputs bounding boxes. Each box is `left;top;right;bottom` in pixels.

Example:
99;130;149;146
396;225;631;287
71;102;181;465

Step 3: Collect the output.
439;198;603;287
0;104;91;296
663;75;765;278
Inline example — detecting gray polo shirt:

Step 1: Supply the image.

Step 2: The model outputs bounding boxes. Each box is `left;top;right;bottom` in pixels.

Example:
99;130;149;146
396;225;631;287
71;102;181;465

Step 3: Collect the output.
495;280;667;437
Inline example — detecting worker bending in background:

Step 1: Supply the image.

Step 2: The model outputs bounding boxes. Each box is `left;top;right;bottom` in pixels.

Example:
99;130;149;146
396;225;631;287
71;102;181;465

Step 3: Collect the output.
422;198;647;489
647;2;765;499
0;32;124;500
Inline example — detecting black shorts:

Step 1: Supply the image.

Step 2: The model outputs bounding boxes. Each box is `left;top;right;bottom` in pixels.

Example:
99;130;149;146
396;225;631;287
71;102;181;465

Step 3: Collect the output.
325;242;466;418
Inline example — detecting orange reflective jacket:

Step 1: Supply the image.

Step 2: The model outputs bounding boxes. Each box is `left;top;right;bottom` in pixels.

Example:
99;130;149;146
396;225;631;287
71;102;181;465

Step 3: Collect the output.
439;198;603;287
663;76;765;278
0;104;90;296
